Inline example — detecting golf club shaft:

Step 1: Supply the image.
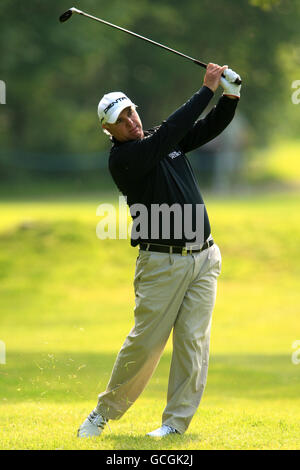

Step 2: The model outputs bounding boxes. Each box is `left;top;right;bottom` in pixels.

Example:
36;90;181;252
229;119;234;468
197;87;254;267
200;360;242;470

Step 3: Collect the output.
71;8;207;69
62;8;242;85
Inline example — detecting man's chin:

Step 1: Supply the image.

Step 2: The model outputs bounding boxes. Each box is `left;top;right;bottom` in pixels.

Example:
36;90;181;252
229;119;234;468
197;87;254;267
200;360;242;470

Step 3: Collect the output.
130;128;143;140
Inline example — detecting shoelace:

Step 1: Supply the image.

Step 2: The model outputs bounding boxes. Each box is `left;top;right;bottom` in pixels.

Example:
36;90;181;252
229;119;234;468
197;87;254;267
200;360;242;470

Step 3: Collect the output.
88;411;106;428
163;425;177;434
88;410;111;431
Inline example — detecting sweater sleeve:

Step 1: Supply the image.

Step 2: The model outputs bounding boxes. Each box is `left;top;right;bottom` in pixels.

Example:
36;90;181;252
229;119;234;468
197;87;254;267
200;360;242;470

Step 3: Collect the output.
177;95;239;153
109;86;214;181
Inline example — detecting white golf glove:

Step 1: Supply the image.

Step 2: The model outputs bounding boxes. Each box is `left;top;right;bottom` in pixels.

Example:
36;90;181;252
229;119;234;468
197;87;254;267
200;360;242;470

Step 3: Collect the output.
220;68;242;98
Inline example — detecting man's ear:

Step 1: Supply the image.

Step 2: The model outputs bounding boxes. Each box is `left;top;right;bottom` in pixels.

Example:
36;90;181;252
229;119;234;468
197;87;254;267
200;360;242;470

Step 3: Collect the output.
102;123;112;136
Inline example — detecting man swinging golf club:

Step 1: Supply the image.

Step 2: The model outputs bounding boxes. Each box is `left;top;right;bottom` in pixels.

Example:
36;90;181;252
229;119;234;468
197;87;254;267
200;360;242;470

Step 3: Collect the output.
78;63;241;438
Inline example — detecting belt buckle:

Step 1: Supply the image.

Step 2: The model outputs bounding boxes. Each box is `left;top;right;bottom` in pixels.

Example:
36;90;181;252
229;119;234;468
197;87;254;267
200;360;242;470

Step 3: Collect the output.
182;247;187;256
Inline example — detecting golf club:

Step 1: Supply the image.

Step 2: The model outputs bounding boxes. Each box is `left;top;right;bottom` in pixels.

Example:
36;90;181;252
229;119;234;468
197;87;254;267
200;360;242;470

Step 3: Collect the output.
59;7;242;85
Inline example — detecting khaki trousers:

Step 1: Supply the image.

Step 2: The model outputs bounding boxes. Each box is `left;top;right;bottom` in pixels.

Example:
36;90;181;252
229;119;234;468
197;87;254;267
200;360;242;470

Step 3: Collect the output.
96;242;222;434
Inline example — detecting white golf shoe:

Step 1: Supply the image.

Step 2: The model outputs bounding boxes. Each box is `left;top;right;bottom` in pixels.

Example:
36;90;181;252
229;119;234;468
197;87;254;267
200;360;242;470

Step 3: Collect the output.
77;409;108;438
147;424;179;438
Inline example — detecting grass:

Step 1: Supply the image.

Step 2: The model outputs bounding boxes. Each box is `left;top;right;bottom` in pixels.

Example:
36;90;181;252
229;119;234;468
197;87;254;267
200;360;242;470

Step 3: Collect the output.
0;188;300;450
245;139;300;187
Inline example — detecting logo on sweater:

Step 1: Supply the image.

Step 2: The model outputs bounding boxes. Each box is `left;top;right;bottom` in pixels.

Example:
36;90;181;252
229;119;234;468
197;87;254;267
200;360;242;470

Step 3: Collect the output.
168;150;182;160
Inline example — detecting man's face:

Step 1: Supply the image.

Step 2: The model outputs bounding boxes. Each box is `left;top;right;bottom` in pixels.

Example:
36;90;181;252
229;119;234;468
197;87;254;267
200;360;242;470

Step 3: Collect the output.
103;106;144;142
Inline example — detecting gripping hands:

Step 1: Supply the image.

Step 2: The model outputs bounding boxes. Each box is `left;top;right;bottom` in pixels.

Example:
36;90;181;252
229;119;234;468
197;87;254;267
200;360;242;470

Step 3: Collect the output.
203;63;242;99
220;68;242;98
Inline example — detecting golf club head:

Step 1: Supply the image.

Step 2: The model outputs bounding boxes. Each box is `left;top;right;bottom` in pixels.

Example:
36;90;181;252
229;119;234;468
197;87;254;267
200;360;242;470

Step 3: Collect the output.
59;9;73;22
59;7;83;23
59;6;82;23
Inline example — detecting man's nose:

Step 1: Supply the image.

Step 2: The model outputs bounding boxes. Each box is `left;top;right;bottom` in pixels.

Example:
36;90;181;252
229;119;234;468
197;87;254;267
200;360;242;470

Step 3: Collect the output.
126;117;135;128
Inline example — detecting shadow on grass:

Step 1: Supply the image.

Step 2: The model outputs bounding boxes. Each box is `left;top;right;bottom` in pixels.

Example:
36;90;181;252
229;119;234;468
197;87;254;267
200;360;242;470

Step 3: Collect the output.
100;433;200;451
1;351;299;404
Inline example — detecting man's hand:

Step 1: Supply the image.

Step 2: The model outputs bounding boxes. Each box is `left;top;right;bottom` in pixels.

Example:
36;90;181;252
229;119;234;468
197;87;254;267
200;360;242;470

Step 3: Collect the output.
203;63;228;93
220;68;242;99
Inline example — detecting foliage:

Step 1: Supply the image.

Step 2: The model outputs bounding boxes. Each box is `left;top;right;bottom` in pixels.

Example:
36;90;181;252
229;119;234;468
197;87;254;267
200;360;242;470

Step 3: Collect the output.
0;0;299;165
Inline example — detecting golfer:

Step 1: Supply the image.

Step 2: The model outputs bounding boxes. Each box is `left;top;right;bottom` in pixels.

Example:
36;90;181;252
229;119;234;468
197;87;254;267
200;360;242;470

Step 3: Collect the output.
78;63;241;438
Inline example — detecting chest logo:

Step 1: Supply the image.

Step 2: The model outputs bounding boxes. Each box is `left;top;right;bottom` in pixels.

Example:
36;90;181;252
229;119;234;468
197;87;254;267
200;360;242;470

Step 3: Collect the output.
168;150;182;160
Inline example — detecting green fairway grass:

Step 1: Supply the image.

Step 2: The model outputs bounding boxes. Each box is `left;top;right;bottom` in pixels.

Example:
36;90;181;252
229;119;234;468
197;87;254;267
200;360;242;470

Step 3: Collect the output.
0;190;300;450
